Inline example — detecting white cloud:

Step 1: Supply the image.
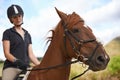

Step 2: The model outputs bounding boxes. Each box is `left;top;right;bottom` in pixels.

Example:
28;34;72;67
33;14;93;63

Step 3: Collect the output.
52;0;100;11
72;0;120;45
83;0;120;24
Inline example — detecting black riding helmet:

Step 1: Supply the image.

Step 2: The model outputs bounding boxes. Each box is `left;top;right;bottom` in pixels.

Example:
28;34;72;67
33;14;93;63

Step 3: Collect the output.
7;4;24;23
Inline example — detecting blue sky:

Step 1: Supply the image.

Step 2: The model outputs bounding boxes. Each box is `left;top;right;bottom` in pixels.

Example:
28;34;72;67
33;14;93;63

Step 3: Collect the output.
0;0;120;60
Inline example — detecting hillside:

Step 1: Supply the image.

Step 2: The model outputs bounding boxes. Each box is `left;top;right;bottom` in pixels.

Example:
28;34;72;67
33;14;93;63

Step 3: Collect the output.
105;36;120;57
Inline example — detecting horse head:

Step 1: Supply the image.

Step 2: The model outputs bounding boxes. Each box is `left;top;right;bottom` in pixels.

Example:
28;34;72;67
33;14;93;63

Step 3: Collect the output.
55;8;110;71
27;8;110;80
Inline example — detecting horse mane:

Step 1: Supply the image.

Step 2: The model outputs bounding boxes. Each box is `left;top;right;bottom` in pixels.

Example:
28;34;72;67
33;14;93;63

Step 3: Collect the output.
46;30;54;44
45;20;63;44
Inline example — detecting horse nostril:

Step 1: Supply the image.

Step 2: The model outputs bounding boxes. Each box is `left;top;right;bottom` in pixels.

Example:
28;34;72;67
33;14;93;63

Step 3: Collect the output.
97;56;105;63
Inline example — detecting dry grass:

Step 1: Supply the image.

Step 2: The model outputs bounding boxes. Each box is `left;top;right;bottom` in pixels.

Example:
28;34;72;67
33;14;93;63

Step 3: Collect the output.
70;62;120;80
0;63;3;77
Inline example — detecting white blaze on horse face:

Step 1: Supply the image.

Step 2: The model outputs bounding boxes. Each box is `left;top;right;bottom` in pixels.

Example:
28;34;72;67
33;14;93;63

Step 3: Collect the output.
83;24;88;27
105;54;109;60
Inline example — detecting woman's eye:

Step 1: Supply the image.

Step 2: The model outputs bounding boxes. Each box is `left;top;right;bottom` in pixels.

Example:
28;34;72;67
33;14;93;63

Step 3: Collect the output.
72;29;80;33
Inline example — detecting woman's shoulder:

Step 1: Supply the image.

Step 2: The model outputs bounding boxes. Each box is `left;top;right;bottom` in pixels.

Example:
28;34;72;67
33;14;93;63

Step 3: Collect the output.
3;28;11;33
4;27;13;32
3;27;16;35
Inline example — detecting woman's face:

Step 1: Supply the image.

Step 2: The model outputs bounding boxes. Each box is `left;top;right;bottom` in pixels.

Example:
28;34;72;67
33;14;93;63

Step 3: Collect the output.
11;14;23;26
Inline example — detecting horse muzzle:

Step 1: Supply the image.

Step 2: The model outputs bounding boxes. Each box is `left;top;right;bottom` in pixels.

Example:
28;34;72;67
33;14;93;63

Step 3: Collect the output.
88;53;110;71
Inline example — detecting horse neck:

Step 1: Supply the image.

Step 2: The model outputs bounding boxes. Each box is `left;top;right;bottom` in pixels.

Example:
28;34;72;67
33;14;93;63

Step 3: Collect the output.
39;37;72;80
41;39;71;66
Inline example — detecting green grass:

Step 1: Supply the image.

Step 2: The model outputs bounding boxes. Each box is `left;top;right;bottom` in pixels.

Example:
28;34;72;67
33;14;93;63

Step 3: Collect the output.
108;56;120;75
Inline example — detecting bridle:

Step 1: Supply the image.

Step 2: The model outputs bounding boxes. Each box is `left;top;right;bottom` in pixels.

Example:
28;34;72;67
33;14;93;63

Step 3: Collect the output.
62;20;100;79
27;20;100;80
62;20;99;62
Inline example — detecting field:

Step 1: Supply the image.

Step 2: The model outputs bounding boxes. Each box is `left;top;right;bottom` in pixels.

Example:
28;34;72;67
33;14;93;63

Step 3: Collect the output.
0;63;3;76
0;63;3;80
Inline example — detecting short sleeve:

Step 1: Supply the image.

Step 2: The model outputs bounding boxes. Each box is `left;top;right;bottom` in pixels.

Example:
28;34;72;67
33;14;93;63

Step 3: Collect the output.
2;29;10;41
28;33;32;44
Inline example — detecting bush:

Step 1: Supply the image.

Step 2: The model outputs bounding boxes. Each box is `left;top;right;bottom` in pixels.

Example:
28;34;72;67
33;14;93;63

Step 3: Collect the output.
108;55;120;75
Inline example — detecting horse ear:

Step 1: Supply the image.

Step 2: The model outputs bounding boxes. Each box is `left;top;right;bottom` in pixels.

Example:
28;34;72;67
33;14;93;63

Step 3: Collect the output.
55;7;67;23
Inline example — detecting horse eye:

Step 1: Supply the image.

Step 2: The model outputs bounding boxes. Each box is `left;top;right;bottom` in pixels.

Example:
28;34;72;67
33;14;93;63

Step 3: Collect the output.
72;29;80;33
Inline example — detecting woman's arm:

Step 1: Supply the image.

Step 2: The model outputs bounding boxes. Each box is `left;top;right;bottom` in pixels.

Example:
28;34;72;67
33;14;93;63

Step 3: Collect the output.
28;44;40;66
2;40;16;62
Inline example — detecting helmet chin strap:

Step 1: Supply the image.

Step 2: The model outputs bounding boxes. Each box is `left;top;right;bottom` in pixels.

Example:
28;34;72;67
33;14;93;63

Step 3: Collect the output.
15;22;23;27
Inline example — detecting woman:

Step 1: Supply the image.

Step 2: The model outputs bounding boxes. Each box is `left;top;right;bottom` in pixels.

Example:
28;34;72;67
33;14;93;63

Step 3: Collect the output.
2;4;40;80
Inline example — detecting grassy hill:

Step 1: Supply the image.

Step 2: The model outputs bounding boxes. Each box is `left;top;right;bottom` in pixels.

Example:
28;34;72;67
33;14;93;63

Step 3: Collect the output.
105;36;120;56
104;36;120;79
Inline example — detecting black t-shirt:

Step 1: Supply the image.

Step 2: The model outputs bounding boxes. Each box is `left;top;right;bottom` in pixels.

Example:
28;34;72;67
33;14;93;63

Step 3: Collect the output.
2;27;32;69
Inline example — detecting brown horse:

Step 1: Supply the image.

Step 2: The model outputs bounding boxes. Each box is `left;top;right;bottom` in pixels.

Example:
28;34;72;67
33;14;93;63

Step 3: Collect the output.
27;8;110;80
